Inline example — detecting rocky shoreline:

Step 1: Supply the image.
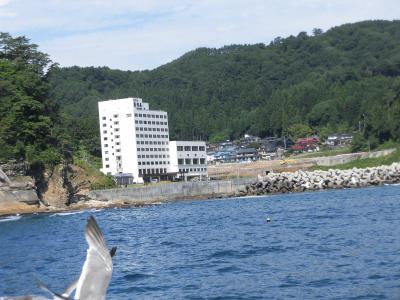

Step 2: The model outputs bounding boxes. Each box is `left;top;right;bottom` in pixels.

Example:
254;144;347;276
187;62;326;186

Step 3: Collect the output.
243;163;400;196
2;162;400;217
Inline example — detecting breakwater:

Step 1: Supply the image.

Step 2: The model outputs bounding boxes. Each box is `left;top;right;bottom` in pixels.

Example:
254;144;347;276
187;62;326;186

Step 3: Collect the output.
244;163;400;195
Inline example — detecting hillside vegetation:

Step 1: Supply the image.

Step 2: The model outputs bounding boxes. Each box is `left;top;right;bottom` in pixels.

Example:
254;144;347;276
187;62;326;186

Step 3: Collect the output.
47;20;400;155
1;20;400;163
0;32;115;196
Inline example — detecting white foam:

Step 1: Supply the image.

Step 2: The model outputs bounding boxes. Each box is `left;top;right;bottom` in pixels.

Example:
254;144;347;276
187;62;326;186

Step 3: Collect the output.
0;215;22;223
50;210;86;217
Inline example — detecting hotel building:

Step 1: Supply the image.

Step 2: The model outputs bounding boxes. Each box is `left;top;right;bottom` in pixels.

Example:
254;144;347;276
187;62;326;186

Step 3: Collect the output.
98;97;207;183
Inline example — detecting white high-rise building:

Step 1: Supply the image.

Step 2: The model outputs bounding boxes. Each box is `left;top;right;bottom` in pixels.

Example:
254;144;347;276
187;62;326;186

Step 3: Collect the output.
98;97;170;183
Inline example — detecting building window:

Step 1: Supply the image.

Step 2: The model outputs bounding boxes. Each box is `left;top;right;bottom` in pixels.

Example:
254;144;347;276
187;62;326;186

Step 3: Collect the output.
102;116;106;120
105;158;109;161
192;146;198;151
103;130;107;134
193;158;198;164
178;159;184;165
104;144;108;148
102;124;106;127
105;164;110;168
199;146;205;151
184;146;191;151
200;158;205;164
114;121;119;125
185;158;191;165
113;114;118;118
103;137;108;141
126;114;132;117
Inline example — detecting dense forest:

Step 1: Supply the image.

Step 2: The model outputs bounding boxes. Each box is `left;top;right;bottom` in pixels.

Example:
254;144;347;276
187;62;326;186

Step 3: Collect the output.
1;20;400;164
47;20;400;154
0;32;63;167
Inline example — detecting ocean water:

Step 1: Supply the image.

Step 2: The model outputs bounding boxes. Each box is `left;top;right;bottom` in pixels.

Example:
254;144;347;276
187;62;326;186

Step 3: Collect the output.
0;185;400;299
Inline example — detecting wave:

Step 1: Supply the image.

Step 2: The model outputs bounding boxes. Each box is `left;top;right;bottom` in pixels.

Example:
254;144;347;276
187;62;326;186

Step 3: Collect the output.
0;215;22;223
50;210;86;217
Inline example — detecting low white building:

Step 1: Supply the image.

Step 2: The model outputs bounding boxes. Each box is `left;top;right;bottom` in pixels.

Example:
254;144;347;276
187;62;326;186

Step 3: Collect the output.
169;141;208;181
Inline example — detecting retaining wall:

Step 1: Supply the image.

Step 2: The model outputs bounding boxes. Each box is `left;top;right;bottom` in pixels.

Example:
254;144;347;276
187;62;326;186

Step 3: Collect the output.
313;149;396;166
89;178;255;204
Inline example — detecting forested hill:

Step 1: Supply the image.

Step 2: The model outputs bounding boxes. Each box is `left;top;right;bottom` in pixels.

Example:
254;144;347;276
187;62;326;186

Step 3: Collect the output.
48;20;400;151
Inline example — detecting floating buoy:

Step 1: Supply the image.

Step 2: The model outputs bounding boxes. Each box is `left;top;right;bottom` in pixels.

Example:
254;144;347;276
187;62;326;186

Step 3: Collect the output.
266;217;271;222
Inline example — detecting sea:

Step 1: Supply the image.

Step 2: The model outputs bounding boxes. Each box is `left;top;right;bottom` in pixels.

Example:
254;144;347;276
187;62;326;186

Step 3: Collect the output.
0;185;399;299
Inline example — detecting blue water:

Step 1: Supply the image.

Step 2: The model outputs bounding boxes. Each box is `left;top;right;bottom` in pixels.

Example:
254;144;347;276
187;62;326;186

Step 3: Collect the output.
1;186;400;299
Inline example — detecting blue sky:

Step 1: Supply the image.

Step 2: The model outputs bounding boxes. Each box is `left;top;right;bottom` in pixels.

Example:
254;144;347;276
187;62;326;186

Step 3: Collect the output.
0;0;398;71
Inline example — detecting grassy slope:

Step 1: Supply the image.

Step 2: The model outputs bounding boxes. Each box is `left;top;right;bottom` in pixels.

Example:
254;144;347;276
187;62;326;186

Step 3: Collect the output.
310;148;400;171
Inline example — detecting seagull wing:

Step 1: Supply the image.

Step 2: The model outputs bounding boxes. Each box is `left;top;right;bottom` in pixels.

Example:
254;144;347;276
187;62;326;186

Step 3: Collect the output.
37;282;73;300
61;280;78;298
74;216;113;300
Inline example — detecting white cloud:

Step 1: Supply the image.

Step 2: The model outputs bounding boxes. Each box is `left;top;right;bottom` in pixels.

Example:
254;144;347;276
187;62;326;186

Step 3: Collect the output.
0;0;10;6
2;0;399;70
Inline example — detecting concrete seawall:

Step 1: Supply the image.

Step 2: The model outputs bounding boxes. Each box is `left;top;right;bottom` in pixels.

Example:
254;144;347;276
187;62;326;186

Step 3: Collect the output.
313;149;396;166
89;178;255;204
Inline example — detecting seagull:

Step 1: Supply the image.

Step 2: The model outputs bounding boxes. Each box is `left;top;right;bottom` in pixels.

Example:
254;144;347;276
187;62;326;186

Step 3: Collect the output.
1;216;116;300
73;216;116;300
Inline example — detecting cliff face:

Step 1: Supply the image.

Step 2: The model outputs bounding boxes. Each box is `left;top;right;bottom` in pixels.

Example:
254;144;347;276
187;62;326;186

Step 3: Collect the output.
0;160;93;215
41;163;91;207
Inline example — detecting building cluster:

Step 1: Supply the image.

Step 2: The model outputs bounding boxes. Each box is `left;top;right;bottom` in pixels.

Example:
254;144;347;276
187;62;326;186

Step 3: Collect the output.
207;135;293;164
207;133;353;164
98;98;354;180
98;98;207;184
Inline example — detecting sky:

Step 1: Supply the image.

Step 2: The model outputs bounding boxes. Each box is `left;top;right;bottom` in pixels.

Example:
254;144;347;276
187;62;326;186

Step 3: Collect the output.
0;0;398;71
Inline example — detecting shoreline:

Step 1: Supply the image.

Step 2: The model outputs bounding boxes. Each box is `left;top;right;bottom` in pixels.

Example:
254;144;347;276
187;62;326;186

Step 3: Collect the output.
1;179;400;219
1;161;400;218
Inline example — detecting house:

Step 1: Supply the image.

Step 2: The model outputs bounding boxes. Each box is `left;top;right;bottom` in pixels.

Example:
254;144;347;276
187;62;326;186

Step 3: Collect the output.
236;148;259;161
290;137;320;152
325;134;353;147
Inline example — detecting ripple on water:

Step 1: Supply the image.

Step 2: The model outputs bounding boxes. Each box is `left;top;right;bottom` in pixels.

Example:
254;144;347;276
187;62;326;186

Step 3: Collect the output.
122;272;155;282
1;185;400;299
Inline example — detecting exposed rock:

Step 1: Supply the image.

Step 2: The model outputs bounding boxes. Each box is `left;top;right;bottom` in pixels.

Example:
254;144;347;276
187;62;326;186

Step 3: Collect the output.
41;164;91;207
0;160;29;177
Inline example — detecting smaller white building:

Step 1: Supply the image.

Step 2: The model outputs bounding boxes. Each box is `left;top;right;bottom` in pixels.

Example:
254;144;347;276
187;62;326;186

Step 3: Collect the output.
169;141;208;181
